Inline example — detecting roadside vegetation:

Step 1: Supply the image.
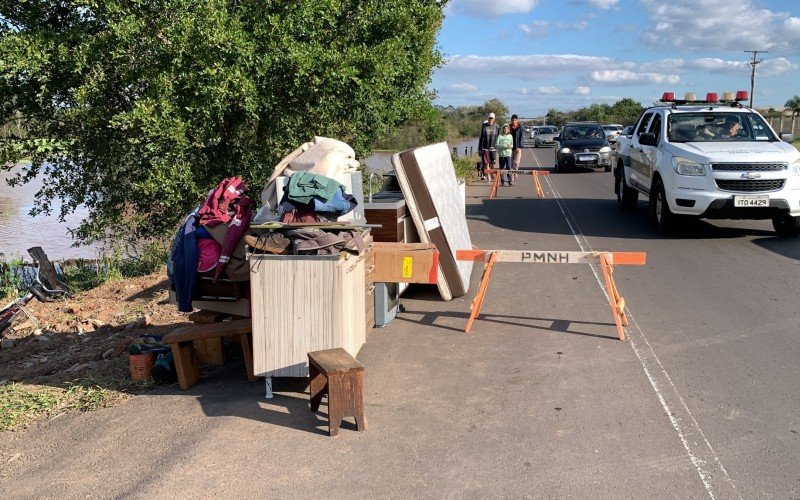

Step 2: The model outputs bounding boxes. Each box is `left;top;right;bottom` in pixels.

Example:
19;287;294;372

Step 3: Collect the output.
0;377;129;431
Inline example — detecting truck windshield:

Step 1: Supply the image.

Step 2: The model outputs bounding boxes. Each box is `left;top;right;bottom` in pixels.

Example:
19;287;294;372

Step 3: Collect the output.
667;112;777;143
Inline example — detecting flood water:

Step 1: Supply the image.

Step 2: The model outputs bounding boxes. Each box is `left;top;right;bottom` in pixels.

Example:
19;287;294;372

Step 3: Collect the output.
0;139;479;260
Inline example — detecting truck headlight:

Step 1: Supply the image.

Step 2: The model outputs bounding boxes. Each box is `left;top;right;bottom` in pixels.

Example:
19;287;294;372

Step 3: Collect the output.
672;157;706;176
790;158;800;175
600;146;612;153
560;147;571;154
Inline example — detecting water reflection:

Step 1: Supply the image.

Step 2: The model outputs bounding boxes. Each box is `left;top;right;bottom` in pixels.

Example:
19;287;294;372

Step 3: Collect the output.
0;165;98;260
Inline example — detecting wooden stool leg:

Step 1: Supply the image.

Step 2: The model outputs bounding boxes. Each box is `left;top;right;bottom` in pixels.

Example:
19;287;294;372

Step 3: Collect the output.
235;333;258;382
171;341;200;390
309;364;326;412
353;370;367;431
327;374;345;437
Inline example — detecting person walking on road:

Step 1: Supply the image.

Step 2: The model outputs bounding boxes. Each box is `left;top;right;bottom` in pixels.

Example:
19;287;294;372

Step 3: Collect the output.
510;114;524;180
478;112;500;181
497;124;514;186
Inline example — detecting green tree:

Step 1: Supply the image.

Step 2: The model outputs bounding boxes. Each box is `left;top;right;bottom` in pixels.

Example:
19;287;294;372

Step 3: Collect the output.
609;98;645;125
784;96;800;116
0;1;447;243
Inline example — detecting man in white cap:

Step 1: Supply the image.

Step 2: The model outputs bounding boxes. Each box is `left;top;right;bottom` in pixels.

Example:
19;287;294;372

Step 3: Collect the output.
478;112;500;181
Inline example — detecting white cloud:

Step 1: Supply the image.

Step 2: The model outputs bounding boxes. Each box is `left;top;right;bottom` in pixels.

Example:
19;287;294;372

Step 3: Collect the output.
459;0;540;17
441;54;617;79
640;0;800;52
588;70;681;85
537;86;562;95
574;86;591;95
556;21;589;31
449;83;478;92
637;57;797;77
587;0;619;8
518;20;549;38
568;0;619;9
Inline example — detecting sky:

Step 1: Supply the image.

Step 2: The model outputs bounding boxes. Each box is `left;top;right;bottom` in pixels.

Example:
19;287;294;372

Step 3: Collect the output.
431;0;800;117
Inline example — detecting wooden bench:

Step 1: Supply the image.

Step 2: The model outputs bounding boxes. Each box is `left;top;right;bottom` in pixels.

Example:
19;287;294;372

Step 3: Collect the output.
308;348;366;437
163;318;257;390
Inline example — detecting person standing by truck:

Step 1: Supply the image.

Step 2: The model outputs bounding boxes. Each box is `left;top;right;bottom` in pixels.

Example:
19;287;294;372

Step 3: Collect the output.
478;112;500;181
510;114;524;180
496;124;514;186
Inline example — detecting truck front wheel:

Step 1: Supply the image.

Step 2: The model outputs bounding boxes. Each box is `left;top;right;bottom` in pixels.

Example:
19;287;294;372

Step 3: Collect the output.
650;178;677;234
772;213;800;237
616;167;638;211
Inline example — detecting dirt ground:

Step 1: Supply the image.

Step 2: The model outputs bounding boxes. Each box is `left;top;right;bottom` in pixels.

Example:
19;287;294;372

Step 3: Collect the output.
0;270;189;425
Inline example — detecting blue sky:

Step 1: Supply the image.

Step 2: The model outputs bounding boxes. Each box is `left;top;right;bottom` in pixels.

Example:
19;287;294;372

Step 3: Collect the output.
431;0;800;117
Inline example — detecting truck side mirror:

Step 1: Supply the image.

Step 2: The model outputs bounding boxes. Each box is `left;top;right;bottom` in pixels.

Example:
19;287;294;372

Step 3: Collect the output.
780;132;794;143
639;133;657;147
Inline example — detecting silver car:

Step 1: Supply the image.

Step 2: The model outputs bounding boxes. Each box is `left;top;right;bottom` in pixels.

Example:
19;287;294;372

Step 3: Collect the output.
533;125;559;147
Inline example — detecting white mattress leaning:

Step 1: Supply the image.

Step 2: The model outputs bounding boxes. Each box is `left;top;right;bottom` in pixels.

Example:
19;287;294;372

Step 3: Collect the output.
391;142;473;300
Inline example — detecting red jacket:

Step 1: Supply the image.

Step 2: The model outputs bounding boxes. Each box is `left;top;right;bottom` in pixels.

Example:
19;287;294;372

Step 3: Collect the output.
198;177;252;282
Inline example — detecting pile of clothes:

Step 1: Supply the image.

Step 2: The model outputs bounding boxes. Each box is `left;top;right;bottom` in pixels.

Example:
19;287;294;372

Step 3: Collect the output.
168;137;369;313
169;177;253;312
247;170;364;256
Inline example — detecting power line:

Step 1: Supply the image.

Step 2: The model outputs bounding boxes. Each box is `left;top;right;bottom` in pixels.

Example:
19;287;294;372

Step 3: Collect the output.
744;50;767;109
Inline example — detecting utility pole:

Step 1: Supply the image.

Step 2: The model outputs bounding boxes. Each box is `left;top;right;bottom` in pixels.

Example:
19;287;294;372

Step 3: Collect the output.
744;50;767;109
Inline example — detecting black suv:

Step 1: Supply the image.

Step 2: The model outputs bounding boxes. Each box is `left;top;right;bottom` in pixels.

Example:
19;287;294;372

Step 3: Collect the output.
555;121;613;172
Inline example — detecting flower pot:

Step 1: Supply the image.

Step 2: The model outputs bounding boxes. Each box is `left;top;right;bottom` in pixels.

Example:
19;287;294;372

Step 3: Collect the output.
129;352;155;381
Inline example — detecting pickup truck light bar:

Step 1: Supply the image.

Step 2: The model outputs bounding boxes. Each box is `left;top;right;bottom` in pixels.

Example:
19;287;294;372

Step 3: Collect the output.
659;90;749;107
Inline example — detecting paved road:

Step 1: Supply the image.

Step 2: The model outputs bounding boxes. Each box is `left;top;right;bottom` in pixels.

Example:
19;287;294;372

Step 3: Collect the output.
1;147;798;498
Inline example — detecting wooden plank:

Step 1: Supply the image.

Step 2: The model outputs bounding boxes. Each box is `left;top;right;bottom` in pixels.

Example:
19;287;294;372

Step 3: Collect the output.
188;310;230;324
163;319;252;344
308;348;364;375
456;249;646;265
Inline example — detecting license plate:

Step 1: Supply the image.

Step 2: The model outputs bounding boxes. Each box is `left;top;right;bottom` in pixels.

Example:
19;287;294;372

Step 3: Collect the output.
733;195;769;207
577;155;594;161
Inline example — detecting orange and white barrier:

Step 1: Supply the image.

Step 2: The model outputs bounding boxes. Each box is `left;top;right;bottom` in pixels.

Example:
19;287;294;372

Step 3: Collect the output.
486;169;549;200
456;249;647;339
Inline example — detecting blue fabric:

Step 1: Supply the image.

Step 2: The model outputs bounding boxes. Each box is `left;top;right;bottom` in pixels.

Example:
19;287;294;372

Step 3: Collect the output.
171;212;199;312
312;190;357;216
195;225;213;239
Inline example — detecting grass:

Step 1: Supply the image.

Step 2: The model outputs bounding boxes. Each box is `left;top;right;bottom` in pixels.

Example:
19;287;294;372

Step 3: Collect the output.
0;377;130;431
792;138;800;151
0;256;24;299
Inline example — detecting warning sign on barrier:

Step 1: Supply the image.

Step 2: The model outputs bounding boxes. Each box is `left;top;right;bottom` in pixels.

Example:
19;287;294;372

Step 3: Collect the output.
456;249;647;339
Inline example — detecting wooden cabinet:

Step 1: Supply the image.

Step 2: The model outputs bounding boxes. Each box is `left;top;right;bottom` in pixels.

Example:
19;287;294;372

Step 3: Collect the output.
250;250;367;378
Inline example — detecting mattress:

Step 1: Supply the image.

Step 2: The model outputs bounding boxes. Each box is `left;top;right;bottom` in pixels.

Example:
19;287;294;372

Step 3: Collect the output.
391;143;473;300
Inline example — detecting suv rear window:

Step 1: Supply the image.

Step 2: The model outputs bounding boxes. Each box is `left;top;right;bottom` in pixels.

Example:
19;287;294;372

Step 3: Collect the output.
539;126;558;134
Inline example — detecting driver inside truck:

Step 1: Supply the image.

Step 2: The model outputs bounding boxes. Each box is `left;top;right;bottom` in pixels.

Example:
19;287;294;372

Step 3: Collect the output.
719;116;741;138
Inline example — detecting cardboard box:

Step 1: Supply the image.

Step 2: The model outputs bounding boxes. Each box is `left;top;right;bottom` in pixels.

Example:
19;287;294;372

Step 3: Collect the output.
371;243;439;284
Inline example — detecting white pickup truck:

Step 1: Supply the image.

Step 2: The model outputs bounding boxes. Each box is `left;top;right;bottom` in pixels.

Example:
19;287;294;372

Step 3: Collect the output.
614;95;800;235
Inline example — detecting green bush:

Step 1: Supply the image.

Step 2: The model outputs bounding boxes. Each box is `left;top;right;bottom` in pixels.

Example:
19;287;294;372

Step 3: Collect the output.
453;155;479;181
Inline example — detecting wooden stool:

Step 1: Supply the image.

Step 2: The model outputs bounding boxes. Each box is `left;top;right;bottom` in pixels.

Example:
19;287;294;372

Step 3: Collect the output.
308;348;367;437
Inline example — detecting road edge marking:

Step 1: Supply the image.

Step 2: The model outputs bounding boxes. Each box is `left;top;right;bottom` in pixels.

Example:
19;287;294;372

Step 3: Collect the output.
540;169;740;500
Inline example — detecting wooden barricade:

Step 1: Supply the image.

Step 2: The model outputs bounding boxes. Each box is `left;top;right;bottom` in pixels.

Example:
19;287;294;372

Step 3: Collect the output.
456;249;647;339
486;169;549;200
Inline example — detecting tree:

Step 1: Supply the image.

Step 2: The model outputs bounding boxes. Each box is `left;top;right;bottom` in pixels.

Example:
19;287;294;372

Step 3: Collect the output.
784;96;800;116
0;1;447;243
